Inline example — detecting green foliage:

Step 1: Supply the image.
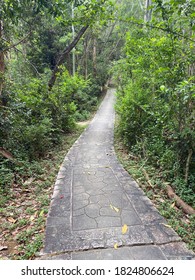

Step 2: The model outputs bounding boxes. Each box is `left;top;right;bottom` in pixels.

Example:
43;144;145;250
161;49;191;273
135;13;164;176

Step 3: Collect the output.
0;0;108;188
113;1;195;201
158;200;195;251
0;64;102;200
1;67;99;162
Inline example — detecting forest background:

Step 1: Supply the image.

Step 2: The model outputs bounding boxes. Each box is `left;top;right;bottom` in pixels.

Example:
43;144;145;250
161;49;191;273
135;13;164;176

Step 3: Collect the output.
0;0;194;259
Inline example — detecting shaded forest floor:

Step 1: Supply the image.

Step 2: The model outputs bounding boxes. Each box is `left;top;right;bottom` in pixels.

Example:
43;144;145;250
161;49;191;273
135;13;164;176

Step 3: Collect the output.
0;126;86;259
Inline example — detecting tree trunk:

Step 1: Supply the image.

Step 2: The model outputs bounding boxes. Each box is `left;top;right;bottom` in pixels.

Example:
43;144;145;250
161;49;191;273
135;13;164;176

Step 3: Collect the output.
166;185;195;215
93;37;97;77
144;0;152;22
84;40;88;80
48;25;89;90
84;37;89;80
72;2;76;76
0;21;5;97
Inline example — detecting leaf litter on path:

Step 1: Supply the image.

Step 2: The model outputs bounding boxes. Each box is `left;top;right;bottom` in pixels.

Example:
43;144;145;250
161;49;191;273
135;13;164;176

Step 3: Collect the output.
110;204;120;213
122;224;128;234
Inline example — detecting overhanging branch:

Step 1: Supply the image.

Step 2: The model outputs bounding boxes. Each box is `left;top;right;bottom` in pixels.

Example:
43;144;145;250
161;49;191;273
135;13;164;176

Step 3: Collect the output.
48;25;89;90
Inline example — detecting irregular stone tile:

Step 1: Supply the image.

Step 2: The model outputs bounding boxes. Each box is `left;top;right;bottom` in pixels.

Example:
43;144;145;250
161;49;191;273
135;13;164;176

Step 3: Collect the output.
96;216;122;228
73;186;86;194
73;214;97;230
86;188;104;195
85;204;100;218
100;206;121;216
90;194;109;205
73;208;85;216
121;209;142;226
73;199;89;210
74;193;90;201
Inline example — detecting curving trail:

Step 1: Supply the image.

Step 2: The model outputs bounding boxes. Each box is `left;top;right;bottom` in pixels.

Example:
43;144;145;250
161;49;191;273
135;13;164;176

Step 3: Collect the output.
41;89;194;260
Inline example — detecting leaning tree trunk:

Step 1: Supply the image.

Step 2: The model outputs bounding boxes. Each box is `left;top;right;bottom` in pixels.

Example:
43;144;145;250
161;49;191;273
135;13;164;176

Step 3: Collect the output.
48;25;89;90
0;20;5;97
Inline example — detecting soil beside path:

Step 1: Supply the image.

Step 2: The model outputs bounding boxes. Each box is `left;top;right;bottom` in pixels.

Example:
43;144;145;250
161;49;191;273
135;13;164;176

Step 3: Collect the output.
40;88;195;260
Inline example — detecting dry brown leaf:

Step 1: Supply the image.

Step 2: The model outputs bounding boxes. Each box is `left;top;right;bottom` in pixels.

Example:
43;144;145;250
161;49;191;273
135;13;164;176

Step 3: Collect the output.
0;148;14;160
122;224;128;234
7;217;17;224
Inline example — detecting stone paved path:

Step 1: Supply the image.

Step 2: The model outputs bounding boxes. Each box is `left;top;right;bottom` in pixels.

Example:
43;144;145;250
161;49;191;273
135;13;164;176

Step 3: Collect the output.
41;89;195;260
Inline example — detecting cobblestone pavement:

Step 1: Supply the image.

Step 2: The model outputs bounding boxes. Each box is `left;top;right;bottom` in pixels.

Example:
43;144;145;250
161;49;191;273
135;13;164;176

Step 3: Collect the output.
40;89;195;260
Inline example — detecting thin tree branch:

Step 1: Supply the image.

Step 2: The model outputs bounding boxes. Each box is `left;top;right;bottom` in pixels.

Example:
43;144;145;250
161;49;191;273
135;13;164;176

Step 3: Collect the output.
0;31;32;54
107;16;195;43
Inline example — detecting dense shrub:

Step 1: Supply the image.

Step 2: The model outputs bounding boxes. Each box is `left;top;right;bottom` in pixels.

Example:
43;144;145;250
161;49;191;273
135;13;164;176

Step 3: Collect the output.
112;28;195;187
1;68;101;160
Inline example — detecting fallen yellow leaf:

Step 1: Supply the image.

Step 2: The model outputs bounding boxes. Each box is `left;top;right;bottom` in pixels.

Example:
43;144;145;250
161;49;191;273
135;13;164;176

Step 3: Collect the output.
110;204;114;210
122;224;128;234
113;206;120;213
110;204;120;213
114;243;118;249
